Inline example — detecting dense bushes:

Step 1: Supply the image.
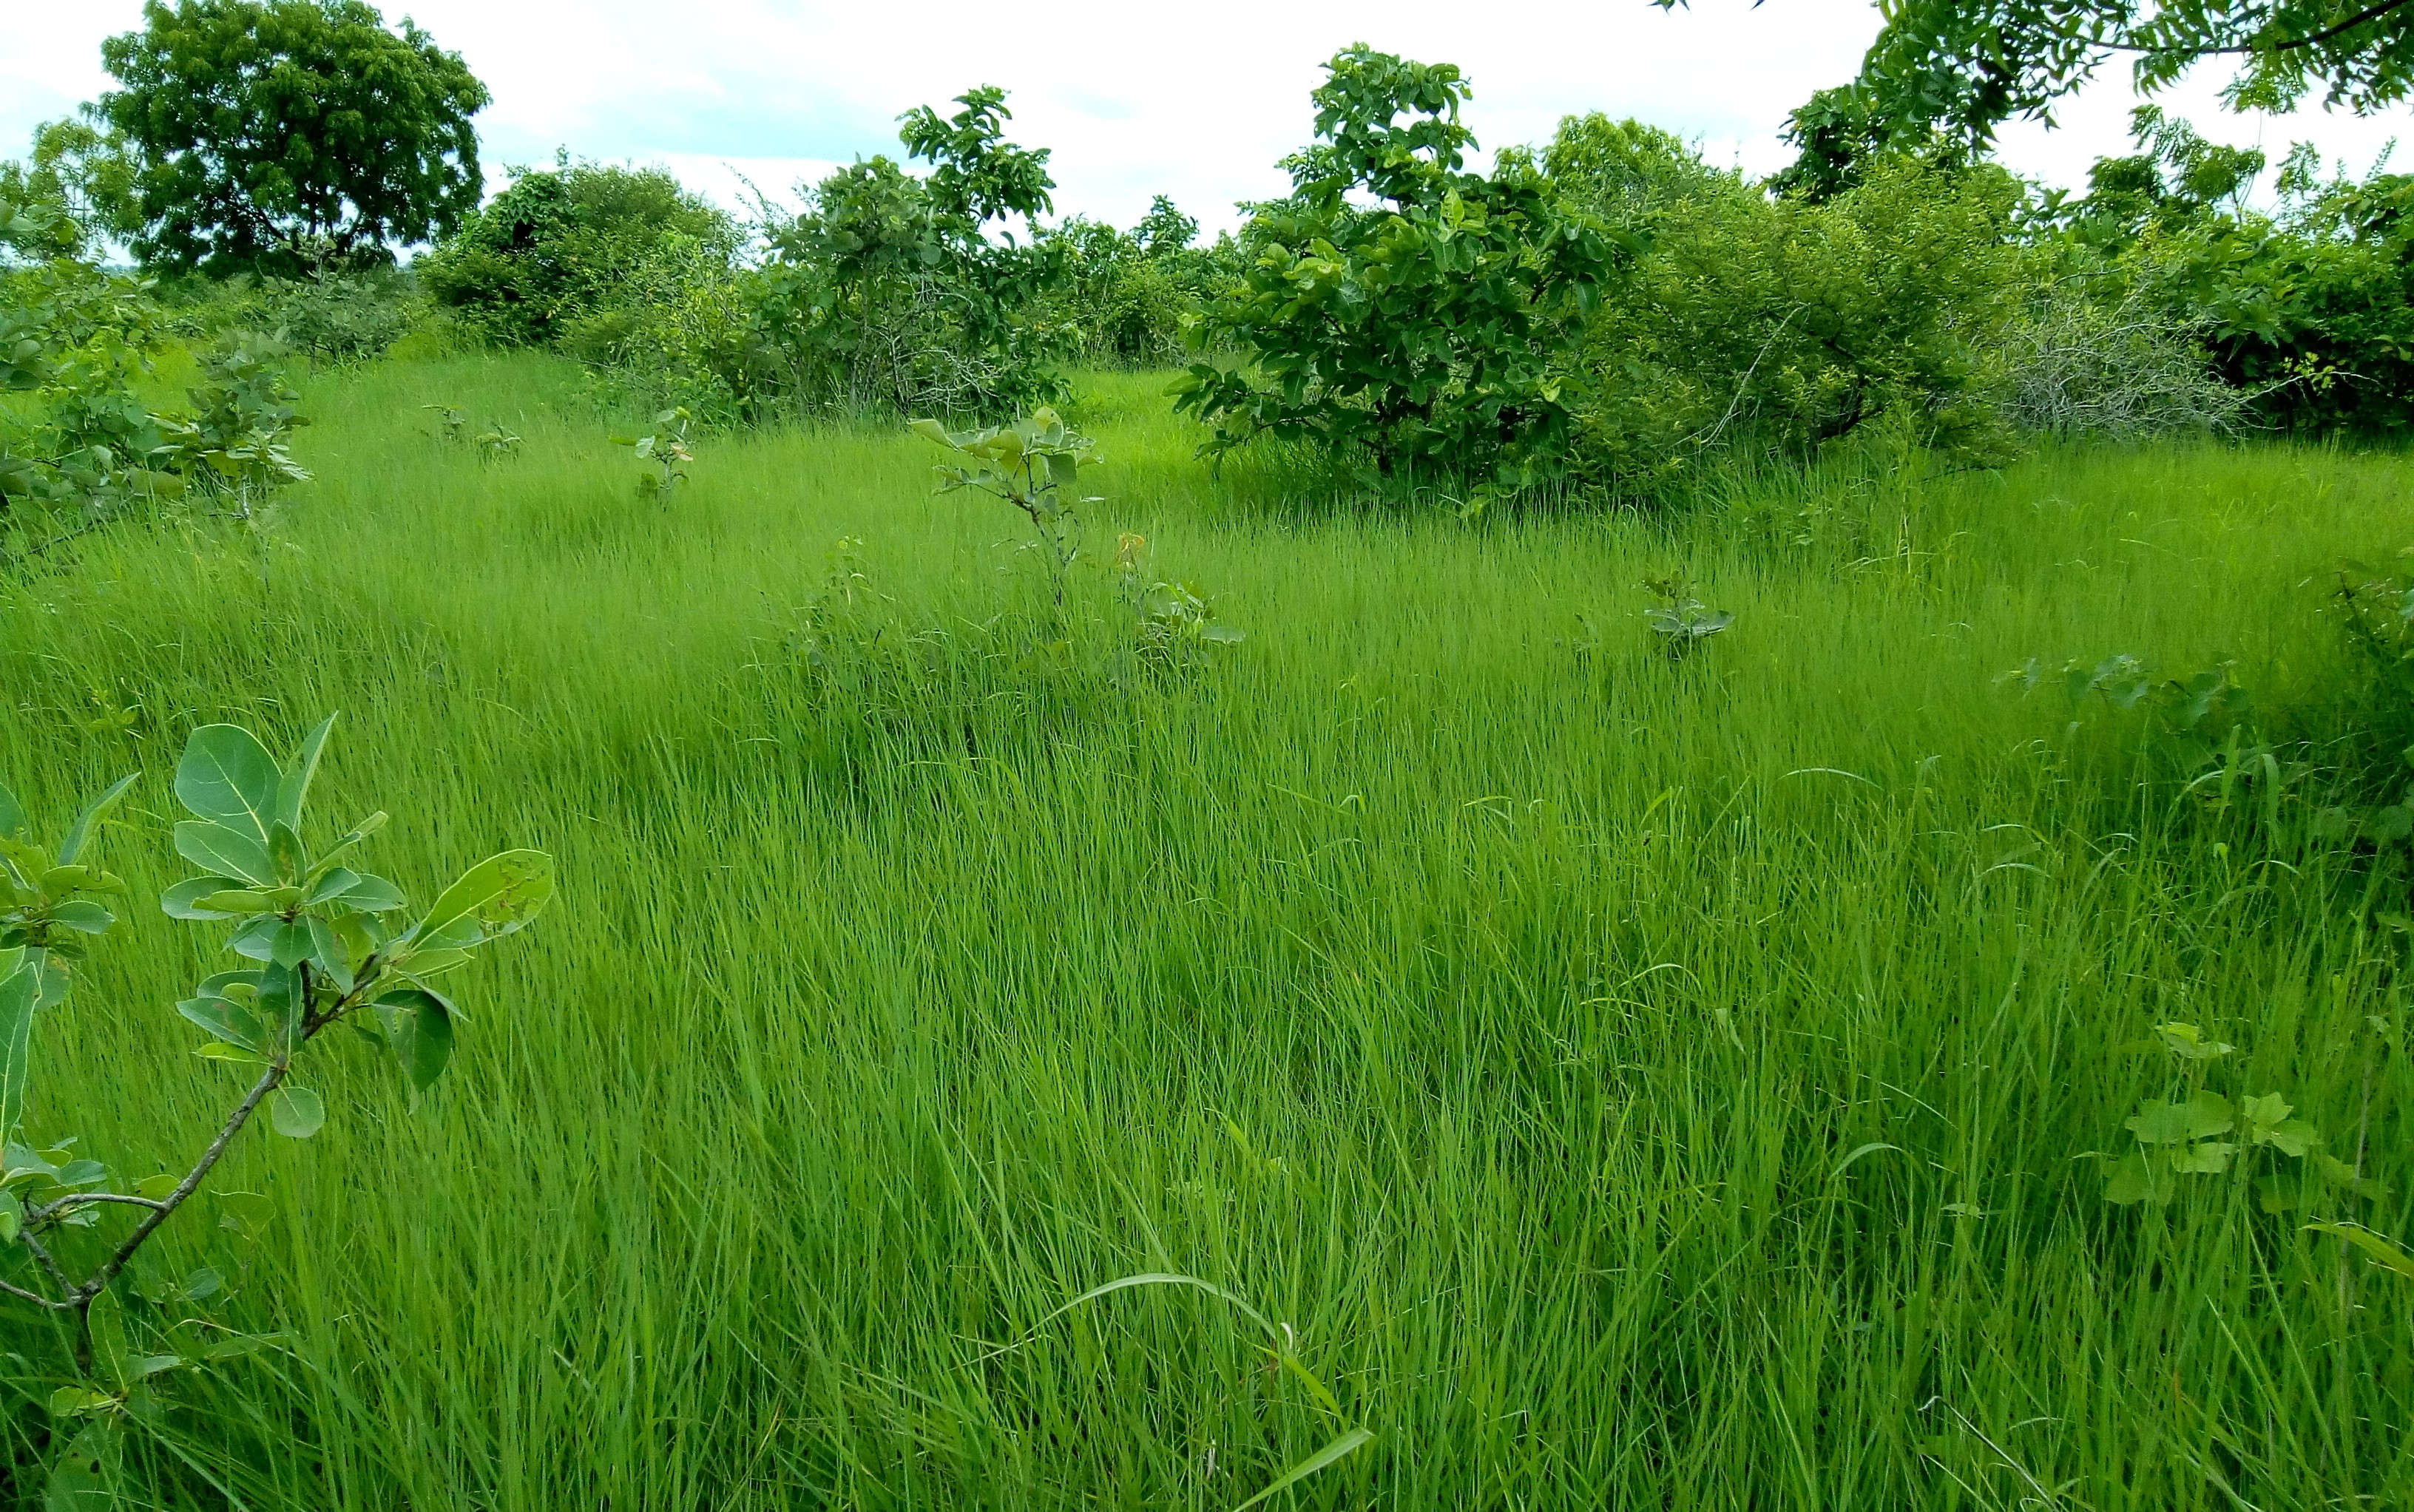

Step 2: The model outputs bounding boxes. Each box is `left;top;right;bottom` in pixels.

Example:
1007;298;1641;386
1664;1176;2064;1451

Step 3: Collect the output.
1565;146;2024;489
1174;48;1630;487
417;158;737;348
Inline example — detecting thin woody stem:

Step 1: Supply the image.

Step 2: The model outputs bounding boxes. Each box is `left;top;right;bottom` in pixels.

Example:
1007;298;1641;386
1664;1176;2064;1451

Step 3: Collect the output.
82;1056;288;1302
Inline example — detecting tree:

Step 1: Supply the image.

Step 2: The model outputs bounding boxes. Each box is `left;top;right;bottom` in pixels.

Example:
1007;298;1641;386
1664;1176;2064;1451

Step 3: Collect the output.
1173;47;1631;487
1682;0;2414;143
418;158;737;347
0;121;141;265
96;0;489;275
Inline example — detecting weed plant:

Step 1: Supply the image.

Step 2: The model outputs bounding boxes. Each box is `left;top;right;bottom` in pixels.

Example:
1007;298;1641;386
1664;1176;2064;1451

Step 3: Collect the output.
0;353;2407;1508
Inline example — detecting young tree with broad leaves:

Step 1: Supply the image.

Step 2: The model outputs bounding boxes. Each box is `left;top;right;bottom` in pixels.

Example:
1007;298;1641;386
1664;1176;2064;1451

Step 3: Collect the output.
1172;47;1633;489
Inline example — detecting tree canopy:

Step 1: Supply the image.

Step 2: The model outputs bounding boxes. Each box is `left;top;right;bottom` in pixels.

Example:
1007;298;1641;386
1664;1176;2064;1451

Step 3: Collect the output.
1658;0;2414;144
97;0;488;275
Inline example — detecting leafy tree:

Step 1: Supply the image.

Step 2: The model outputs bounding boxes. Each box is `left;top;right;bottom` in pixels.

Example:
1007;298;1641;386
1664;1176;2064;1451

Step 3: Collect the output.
1135;195;1200;257
752;87;1070;417
419;158;736;347
2035;111;2414;432
1174;47;1631;487
96;0;489;275
1674;0;2414;143
1544;113;1729;226
0;122;141;265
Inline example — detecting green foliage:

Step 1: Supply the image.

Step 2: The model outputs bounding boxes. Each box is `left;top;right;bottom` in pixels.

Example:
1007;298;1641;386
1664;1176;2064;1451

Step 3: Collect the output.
611;407;694;501
1544;114;1728;230
1174;47;1629;487
1831;0;2414;143
153;336;314;515
1038;205;1211;367
1111;532;1242;668
2029;110;2414;435
912;406;1097;606
2099;1023;2343;1206
751;88;1070;419
0;261;181;549
1568;154;2022;490
0;716;550;1481
419;157;737;349
0;120;141;266
240;270;419;366
97;0;490;275
1766;86;1975;204
1639;571;1733;658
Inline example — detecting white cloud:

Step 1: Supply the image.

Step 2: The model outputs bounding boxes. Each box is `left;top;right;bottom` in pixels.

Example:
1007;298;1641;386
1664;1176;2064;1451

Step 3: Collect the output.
2;0;2408;234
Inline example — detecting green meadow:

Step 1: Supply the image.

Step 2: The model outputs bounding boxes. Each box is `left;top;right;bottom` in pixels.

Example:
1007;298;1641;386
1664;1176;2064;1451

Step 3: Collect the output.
2;350;2409;1508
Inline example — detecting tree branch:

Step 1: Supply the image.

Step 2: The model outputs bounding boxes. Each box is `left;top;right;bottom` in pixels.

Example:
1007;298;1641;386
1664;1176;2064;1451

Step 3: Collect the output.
79;1056;286;1301
2092;0;2414;56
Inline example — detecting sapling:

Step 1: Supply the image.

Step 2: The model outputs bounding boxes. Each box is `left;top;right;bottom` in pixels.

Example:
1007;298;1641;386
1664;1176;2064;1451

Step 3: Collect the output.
1112;532;1242;668
612;407;694;501
0;715;552;1446
911;407;1098;608
1640;572;1733;660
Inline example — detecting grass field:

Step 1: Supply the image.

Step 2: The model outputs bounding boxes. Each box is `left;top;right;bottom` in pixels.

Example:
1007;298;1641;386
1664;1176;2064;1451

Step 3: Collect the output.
1;349;2410;1509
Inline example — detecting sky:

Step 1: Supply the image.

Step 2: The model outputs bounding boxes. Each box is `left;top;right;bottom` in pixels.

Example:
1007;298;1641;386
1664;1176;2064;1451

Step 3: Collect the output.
5;0;2412;236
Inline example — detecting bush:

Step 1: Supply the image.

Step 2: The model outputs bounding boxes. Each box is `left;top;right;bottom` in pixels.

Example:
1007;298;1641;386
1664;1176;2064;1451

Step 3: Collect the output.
1174;48;1629;489
1567;153;2024;491
1990;280;2251;439
418;158;737;348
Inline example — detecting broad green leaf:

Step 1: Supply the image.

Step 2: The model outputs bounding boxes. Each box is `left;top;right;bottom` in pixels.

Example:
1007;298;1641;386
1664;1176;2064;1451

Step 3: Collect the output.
160;876;250;920
0;1188;18;1240
2103;1150;2167;1204
2127;1091;2232;1145
176;994;267;1054
174;821;277;888
376;987;454;1090
274;713;336;831
49;901;113;935
302;867;360;906
55;773;138;867
339;872;407;912
268;821;306;882
132;1173;180;1201
214;1190;274;1238
267;921;312;970
0;963;35;1139
411;850;554;947
2154;1022;2234;1060
227;915;282;962
180;1267;223;1301
175;725;281;841
2167;1140;2236;1175
305;916;352;989
268;1086;324;1139
45;1386;112;1420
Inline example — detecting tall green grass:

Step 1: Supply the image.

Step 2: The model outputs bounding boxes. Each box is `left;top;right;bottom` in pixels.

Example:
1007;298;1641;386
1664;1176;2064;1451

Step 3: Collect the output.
1;350;2408;1508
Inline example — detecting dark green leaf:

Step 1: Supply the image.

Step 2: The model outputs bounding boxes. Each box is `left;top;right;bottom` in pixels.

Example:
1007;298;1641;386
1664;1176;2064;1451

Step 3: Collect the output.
173;821;276;887
175;725;280;841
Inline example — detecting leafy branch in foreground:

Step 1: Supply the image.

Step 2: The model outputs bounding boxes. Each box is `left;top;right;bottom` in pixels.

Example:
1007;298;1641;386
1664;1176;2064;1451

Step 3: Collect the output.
0;715;551;1454
911;406;1098;608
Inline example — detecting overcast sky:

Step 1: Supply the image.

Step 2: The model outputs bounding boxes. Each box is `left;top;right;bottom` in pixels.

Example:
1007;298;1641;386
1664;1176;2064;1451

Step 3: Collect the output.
6;0;2410;235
